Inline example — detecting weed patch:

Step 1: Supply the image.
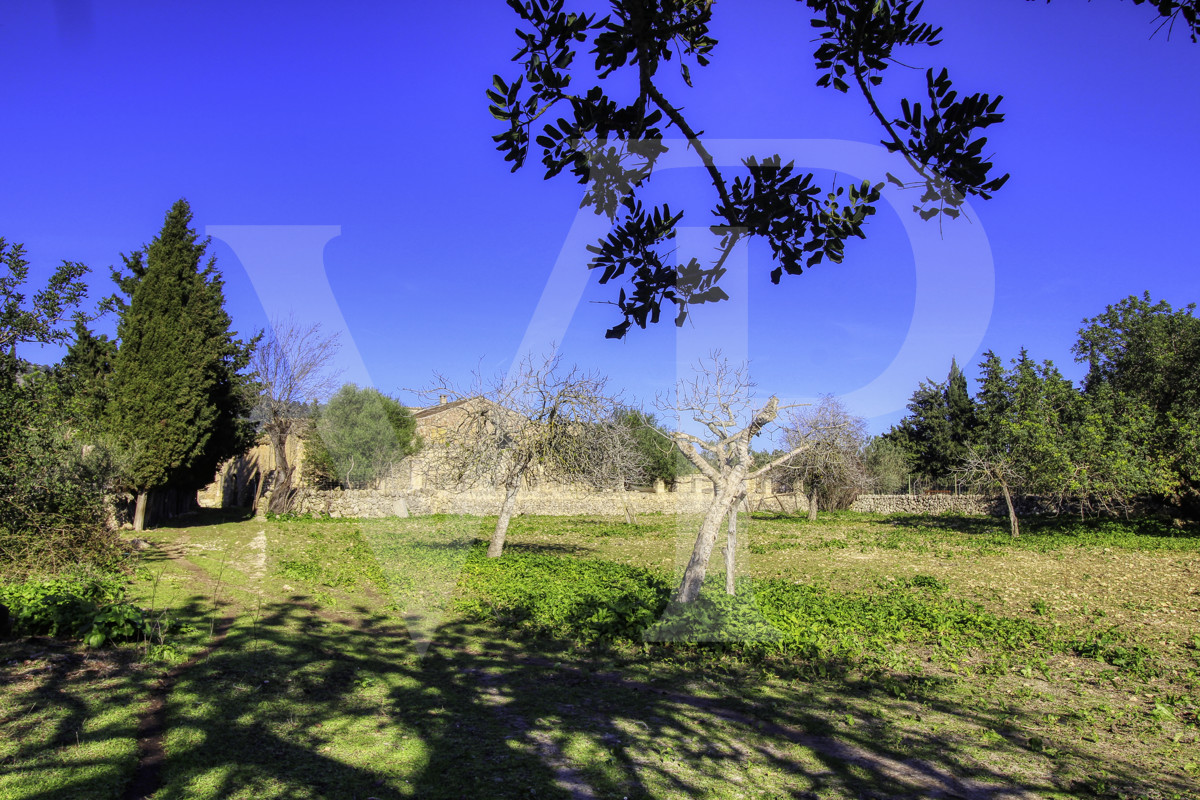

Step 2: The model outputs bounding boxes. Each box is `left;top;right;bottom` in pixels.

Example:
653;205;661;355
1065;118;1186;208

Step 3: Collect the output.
0;574;155;647
453;545;1170;683
270;523;388;595
457;546;672;641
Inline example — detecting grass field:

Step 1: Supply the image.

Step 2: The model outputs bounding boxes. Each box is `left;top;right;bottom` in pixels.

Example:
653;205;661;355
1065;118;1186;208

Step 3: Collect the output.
2;509;1198;799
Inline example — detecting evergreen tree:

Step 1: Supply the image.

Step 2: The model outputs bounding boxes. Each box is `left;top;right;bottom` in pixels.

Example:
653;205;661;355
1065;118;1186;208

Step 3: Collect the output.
615;408;685;488
862;436;910;494
1074;293;1200;511
56;319;117;435
1071;382;1174;514
970;344;1175;524
945;358;976;459
888;359;977;484
108;200;256;529
973;350;1009;446
1006;350;1080;498
302;384;420;490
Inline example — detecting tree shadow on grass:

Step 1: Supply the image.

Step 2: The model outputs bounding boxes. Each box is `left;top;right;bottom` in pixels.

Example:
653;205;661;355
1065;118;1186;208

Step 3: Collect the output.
147;507;256;529
4;584;1196;799
154;598;1198;798
886;514;1005;537
886;513;1200;542
503;541;597;557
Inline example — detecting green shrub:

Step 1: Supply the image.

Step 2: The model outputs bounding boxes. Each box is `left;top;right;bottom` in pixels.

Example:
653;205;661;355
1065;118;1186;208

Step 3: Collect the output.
0;575;152;647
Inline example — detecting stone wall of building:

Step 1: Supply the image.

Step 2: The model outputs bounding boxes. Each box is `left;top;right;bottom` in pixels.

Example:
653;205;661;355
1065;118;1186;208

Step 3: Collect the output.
197;435;305;510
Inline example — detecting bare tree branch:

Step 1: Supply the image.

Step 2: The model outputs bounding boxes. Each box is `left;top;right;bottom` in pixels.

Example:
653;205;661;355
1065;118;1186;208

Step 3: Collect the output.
777;396;870;520
249;314;342;514
656;352;801;602
422;351;639;558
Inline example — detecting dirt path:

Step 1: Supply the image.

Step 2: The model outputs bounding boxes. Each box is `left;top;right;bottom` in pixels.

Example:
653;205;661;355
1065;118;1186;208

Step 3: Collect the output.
123;537;244;800
122;613;236;800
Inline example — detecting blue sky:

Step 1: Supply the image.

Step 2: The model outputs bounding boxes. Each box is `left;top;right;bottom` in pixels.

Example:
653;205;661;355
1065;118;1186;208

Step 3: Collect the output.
3;1;1197;436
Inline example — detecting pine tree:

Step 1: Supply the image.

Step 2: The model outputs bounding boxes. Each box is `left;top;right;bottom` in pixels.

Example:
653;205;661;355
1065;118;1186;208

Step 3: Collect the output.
973;350;1009;447
888;359;978;485
108;200;256;529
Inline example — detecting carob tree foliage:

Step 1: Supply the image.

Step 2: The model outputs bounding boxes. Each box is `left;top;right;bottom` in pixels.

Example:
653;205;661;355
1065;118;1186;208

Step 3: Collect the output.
488;0;1195;338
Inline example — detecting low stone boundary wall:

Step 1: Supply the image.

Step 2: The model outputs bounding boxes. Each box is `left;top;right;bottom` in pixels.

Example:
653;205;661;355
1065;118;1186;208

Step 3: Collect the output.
850;493;995;515
751;493;996;516
282;487;1001;520
290;486;716;519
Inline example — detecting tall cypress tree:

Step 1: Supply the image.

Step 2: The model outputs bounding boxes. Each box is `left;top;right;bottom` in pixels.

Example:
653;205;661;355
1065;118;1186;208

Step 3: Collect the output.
108;200;256;529
945;358;975;453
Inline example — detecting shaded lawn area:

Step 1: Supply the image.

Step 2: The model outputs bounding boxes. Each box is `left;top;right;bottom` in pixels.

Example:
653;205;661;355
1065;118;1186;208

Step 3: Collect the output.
0;510;1198;799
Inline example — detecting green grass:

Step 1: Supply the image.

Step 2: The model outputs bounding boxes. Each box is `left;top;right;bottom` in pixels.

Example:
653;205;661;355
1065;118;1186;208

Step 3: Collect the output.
1;509;1198;799
0;639;146;800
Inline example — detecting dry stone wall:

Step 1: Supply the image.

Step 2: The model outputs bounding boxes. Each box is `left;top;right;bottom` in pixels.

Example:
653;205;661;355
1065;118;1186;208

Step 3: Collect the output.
204;421;1006;521
850;494;996;515
278;486;1001;520
289;486;716;519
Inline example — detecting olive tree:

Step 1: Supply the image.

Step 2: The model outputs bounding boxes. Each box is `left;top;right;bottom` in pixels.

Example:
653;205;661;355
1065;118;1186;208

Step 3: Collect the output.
781;395;870;520
304;384;420;491
488;0;1194;339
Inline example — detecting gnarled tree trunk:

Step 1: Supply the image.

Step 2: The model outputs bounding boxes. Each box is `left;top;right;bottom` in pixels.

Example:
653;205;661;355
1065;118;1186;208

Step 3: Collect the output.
723;492;744;596
999;478;1020;537
133;489;149;531
676;476;744;603
807;482;819;521
266;433;296;515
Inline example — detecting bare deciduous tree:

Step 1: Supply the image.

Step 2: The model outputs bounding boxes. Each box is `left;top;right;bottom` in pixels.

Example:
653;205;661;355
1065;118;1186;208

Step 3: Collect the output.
250;315;341;514
781;395;870;521
664;355;822;603
425;352;638;558
959;448;1023;538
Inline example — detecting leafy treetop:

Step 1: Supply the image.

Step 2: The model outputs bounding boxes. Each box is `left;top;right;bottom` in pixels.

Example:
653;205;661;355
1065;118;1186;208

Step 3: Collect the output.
0;238;89;363
489;0;1194;338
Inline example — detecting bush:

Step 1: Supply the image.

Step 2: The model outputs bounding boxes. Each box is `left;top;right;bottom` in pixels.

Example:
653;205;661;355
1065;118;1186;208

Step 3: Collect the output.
0;369;126;576
303;385;421;489
0;239;125;574
0;575;152;647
